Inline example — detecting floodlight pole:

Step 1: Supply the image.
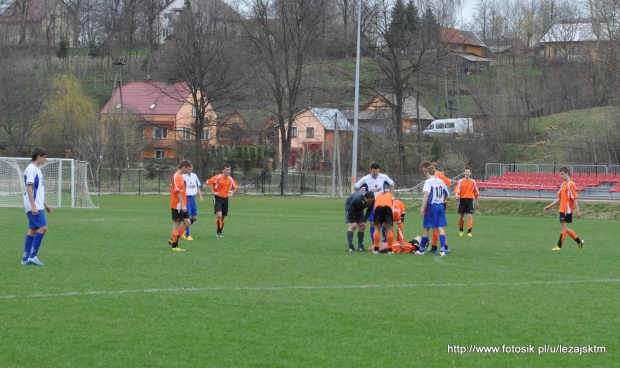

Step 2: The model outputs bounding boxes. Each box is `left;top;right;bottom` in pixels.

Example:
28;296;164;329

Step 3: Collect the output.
351;0;362;193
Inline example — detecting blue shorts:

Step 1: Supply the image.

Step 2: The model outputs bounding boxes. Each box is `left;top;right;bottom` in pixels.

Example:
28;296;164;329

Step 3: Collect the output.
367;206;375;223
186;196;198;217
27;211;47;229
423;204;447;229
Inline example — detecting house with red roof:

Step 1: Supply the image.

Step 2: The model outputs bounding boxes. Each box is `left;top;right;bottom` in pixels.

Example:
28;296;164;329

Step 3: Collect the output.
100;80;217;160
441;27;491;74
0;0;76;46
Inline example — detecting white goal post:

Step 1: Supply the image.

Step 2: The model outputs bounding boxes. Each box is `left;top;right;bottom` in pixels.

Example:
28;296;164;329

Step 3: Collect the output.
0;158;99;209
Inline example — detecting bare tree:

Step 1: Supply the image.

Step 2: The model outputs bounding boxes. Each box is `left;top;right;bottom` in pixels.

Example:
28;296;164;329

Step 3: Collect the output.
158;0;246;179
363;0;445;174
0;59;53;156
240;0;328;195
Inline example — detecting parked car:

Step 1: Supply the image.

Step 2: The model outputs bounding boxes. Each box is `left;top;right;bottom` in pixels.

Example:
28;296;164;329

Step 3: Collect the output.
423;118;473;137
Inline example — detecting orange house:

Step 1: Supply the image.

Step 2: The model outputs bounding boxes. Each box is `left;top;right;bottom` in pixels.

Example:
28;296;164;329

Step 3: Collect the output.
278;108;353;169
540;22;612;62
100;80;216;160
441;27;486;57
216;110;254;146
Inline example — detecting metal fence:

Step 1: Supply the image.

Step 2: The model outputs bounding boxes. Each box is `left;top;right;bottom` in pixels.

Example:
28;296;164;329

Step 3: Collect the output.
485;162;619;180
95;167;428;196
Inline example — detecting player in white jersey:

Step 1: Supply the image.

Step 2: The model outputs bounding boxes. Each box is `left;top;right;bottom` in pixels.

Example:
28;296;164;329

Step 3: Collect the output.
415;166;449;256
181;165;203;241
354;162;394;251
21;147;52;266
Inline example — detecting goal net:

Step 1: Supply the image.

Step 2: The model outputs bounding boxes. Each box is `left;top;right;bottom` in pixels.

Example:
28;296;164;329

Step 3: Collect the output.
0;158;98;209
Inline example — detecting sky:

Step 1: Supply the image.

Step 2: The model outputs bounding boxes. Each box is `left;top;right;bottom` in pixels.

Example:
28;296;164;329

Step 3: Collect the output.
460;0;476;24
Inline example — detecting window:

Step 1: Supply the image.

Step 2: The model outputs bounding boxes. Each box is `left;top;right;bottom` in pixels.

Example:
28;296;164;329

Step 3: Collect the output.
291;127;297;137
192;106;197;117
446;123;455;128
149;103;156;109
306;127;314;138
202;128;209;140
570;47;580;57
436;123;445;129
183;128;192;140
163;12;170;20
155;150;165;159
154;127;168;139
161;29;169;39
116;103;122;109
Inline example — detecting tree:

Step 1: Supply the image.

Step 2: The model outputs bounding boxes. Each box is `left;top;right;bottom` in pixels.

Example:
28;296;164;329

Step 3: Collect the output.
159;0;246;179
36;72;98;157
0;59;53;157
363;0;444;174
240;0;328;195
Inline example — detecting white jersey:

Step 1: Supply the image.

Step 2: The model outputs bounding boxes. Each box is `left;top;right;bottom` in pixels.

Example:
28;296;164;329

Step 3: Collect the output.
23;163;45;213
355;173;394;197
423;176;449;205
183;172;201;196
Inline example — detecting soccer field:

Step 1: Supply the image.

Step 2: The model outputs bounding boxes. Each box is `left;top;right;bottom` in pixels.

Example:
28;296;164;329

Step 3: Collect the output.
1;195;617;367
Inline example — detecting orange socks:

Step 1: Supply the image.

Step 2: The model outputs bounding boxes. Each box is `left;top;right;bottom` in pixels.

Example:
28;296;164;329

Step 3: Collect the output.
567;229;578;240
373;230;380;248
386;229;394;248
458;218;464;229
467;219;473;230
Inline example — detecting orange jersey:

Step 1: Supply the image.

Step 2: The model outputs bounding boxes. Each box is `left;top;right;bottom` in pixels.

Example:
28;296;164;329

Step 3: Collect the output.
454;178;479;199
557;180;578;213
436;170;451;187
393;199;406;223
374;191;394;209
170;171;186;210
206;174;237;198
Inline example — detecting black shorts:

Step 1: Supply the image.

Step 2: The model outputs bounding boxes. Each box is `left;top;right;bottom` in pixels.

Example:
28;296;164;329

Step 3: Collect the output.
214;196;229;216
373;206;393;225
458;199;475;214
171;208;189;221
345;209;366;224
559;212;573;223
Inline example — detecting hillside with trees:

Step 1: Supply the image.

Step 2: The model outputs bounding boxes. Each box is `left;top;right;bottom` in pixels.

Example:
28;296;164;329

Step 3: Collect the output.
1;0;619;191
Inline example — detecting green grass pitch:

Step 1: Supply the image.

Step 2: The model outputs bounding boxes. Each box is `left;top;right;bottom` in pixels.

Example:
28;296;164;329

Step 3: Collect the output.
1;195;617;367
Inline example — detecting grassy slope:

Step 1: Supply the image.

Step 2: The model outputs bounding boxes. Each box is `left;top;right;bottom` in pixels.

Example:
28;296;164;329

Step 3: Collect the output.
503;106;620;162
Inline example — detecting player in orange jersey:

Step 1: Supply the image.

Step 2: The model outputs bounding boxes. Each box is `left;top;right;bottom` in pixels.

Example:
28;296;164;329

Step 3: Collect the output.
393;199;406;242
168;160;192;251
420;161;451;253
370;191;395;254
544;167;585;250
454;167;479;237
206;163;238;238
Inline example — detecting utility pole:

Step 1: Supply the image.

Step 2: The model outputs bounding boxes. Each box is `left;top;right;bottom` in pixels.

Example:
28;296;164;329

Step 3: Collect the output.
112;57;128;189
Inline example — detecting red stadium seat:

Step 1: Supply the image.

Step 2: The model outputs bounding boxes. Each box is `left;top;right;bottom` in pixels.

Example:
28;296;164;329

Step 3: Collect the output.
586;178;600;187
588;173;597;180
603;173;614;182
597;173;606;181
488;175;497;181
503;172;512;178
536;172;544;179
580;173;589;180
614;174;620;182
610;183;620;193
544;172;553;179
519;172;528;179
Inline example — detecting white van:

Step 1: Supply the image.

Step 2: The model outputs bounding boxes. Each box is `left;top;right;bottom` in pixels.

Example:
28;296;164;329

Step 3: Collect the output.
423;118;473;137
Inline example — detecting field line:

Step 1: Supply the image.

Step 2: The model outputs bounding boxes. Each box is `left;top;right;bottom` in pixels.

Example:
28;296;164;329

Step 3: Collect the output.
1;278;618;299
